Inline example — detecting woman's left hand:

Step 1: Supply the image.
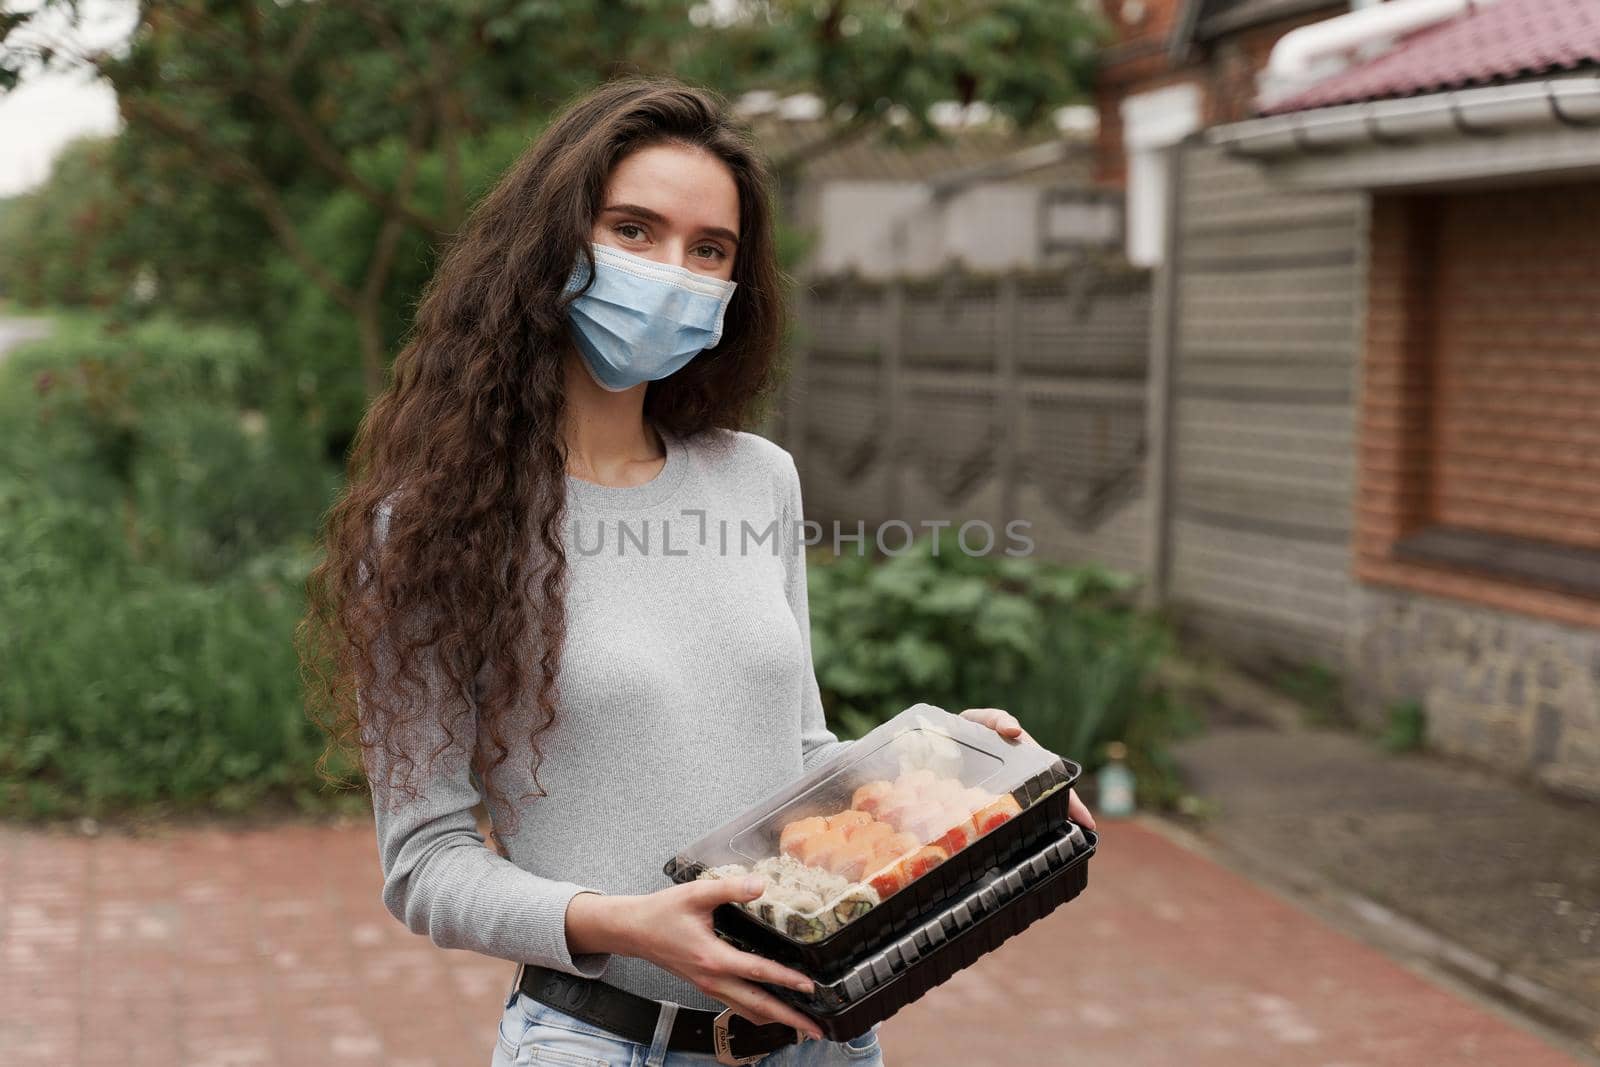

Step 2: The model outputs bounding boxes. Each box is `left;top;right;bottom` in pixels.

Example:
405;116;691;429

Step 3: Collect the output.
959;707;1097;831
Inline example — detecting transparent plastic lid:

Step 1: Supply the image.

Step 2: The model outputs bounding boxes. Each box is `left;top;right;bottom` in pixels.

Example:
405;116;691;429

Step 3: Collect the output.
667;703;1071;944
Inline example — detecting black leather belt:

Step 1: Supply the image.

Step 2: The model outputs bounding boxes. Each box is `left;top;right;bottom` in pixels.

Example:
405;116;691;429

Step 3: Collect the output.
517;963;803;1066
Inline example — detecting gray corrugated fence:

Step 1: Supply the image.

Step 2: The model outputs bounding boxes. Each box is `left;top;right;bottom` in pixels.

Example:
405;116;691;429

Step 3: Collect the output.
1157;141;1367;665
782;263;1152;574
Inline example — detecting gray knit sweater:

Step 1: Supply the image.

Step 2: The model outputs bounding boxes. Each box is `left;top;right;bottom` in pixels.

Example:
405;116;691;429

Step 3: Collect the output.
366;426;852;1011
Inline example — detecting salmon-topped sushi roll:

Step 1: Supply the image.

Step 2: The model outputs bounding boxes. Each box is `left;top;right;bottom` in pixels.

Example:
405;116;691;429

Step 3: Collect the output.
875;793;922;832
804;827;854;872
826;809;873;833
864;843;915;898
873;831;921;863
792;825;838;867
933;807;979;855
844;819;894;845
850;780;895;815
832;838;878;882
900;807;955;845
897;844;950;883
972;794;1023;836
779;815;829;859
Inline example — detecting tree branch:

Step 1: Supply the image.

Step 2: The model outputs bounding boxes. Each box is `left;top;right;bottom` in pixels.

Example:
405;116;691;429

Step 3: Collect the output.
120;94;360;311
171;2;449;238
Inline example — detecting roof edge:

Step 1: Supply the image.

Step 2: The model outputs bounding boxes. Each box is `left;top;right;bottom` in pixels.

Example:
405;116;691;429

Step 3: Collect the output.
1210;74;1600;159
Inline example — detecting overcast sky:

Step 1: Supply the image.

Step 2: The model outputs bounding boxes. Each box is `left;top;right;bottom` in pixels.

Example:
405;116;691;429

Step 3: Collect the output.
0;0;135;199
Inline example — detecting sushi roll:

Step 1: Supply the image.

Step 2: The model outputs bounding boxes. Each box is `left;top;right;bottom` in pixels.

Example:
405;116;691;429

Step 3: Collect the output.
778;815;829;859
851;780;895;815
874;831;921;862
932;808;979;855
972;794;1023;836
864;858;909;900
785;858;850;900
792;826;837;867
698;862;751;882
897;844;949;882
802;827;853;873
901;807;954;845
844;819;894;845
768;887;833;942
751;894;782;926
875;793;922;833
831;837;880;882
825;809;873;833
829;884;880;926
861;832;921;898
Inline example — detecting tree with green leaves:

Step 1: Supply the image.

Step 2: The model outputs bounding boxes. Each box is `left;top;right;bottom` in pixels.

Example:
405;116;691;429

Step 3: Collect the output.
2;1;1104;409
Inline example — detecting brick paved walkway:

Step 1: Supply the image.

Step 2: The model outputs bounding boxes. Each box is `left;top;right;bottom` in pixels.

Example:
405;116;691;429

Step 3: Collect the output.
0;818;1584;1066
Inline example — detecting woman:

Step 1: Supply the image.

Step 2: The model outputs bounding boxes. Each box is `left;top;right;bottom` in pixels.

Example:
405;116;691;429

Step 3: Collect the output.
302;76;1094;1067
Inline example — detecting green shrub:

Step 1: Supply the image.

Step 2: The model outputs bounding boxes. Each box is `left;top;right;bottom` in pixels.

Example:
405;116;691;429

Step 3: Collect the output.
0;315;339;580
807;532;1196;807
1380;700;1427;754
1270;660;1344;726
0;530;336;817
0;315;348;817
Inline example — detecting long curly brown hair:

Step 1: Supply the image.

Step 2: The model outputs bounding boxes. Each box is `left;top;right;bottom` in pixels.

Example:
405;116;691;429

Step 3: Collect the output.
298;76;788;816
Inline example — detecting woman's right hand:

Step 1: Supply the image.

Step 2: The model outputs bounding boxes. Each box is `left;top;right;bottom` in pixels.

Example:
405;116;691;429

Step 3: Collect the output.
573;877;824;1040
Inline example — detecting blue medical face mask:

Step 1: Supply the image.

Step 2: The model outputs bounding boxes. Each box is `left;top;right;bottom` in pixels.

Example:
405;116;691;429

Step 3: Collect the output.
562;242;738;392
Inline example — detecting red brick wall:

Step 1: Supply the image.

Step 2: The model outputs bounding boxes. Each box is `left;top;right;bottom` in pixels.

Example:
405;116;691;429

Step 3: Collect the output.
1355;187;1600;629
1094;0;1192;185
1093;3;1344;184
1432;186;1600;549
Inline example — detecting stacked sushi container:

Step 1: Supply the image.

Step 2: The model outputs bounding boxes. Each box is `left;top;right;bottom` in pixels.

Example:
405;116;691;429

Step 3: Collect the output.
663;703;1098;1040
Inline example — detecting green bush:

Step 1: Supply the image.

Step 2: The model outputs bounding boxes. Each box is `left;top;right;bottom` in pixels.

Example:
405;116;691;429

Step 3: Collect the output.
1380;700;1427;754
0;526;332;816
0;315;339;580
0;315;347;817
807;532;1196;808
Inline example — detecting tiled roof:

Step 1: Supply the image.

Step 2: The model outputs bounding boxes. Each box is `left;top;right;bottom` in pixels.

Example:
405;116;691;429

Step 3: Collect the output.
1262;0;1600;114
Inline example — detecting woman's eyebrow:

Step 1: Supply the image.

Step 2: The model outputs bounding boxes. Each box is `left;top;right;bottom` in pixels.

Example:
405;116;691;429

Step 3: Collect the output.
602;203;739;246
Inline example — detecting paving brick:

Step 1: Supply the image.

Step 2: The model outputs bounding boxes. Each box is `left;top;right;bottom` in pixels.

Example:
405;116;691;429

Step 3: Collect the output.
0;819;1585;1065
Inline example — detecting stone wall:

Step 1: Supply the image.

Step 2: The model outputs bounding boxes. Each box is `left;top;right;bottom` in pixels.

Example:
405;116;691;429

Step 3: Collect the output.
1352;586;1600;801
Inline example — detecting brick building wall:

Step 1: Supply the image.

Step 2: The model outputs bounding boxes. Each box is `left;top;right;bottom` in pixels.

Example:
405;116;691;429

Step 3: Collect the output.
1352;185;1600;799
1093;1;1343;185
1094;0;1189;186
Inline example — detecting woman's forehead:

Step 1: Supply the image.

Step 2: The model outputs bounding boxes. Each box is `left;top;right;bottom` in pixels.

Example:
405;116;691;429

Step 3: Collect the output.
604;143;740;235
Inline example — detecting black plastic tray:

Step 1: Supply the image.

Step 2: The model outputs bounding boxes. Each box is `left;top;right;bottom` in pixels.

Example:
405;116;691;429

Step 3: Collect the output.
775;820;1096;1040
665;757;1080;978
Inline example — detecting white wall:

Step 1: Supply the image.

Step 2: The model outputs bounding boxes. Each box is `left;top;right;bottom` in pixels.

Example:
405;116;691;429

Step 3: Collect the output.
1120;83;1202;267
810;179;1120;278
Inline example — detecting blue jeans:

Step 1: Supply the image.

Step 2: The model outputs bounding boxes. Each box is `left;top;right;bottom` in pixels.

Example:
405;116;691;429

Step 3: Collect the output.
490;985;885;1067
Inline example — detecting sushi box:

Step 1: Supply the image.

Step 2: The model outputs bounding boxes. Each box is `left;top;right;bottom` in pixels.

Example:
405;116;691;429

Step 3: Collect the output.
773;819;1095;1040
662;703;1091;980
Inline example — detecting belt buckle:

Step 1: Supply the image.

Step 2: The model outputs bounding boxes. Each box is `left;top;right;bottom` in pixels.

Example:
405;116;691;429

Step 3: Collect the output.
712;1007;789;1066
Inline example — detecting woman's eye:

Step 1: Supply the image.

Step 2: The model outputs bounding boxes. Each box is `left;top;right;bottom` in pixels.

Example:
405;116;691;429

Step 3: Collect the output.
617;223;646;240
694;244;728;261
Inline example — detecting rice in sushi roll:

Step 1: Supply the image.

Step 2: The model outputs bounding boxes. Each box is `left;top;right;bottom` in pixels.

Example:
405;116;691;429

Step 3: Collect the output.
829;883;880;926
764;886;833;942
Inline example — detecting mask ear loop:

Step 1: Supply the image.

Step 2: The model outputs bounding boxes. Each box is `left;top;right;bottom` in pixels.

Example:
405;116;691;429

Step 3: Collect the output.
562;243;600;302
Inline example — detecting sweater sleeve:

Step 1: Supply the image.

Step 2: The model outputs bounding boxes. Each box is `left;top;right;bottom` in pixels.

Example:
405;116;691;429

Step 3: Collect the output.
778;454;855;773
361;500;611;979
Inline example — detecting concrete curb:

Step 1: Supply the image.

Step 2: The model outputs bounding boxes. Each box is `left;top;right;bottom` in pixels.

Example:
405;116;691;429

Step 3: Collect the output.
1139;814;1600;1066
